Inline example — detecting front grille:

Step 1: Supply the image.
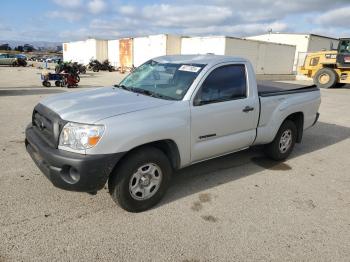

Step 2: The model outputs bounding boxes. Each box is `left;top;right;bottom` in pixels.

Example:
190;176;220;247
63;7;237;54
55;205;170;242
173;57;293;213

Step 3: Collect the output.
32;104;65;148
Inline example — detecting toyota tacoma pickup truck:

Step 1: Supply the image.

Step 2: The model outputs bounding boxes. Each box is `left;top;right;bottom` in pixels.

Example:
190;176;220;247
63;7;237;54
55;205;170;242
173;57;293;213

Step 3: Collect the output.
25;55;321;212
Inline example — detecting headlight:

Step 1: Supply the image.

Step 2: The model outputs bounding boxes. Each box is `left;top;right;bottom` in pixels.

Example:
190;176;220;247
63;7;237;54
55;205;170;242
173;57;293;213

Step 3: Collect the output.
59;122;105;150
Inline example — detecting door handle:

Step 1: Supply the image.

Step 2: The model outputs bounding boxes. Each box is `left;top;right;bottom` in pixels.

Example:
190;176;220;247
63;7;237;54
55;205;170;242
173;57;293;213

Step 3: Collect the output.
243;106;254;113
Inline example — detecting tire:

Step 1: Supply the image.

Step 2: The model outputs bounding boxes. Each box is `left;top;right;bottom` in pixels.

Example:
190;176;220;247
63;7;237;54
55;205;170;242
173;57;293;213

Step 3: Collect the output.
12;61;17;67
42;81;51;87
93;68;99;72
55;81;61;87
313;68;338;89
264;120;297;161
108;147;172;212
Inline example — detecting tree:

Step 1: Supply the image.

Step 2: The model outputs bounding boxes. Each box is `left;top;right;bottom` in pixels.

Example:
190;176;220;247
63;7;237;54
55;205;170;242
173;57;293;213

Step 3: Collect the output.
0;44;11;50
23;44;35;52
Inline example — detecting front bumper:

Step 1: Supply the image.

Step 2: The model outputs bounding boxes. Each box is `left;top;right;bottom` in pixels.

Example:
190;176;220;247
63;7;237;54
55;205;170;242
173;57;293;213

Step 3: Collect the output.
25;125;124;193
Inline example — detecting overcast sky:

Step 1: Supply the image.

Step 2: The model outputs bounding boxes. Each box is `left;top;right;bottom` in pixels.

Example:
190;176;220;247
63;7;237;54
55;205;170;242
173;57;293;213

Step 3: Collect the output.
0;0;349;42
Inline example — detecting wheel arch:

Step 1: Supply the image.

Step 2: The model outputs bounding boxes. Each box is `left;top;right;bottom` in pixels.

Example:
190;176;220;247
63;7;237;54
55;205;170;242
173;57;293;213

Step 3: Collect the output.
284;112;304;143
112;139;181;172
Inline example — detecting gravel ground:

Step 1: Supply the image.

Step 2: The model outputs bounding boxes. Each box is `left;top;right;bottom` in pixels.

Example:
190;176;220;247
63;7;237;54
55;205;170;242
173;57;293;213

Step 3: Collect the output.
0;67;349;262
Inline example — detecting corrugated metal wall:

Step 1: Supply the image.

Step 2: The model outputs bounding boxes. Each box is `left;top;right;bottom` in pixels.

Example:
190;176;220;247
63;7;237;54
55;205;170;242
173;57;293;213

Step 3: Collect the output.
119;38;133;68
108;40;120;67
181;36;226;55
166;35;181;55
95;40;108;62
63;39;108;64
226;38;295;74
181;36;295;74
133;34;181;67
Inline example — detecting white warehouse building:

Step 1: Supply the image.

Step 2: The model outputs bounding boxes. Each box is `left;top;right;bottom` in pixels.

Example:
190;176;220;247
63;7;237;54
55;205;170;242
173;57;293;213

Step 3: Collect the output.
181;36;296;75
246;33;339;72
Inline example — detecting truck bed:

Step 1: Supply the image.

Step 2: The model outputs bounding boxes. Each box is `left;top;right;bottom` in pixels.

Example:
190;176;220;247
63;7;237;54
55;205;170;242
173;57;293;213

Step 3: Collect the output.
257;81;318;97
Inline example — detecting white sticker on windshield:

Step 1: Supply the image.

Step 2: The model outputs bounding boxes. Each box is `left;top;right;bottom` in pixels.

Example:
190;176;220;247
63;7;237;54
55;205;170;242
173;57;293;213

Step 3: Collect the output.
176;89;183;95
178;65;201;73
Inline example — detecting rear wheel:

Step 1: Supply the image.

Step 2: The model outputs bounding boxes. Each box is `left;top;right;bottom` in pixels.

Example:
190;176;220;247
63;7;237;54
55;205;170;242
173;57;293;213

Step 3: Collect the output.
313;68;338;89
265;120;297;161
108;147;172;212
55;81;61;87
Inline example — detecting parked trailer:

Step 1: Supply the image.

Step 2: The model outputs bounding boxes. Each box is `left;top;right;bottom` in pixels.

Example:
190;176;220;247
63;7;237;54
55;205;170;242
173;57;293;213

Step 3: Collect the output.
133;34;181;67
63;39;108;65
181;36;295;75
108;40;120;68
119;38;133;71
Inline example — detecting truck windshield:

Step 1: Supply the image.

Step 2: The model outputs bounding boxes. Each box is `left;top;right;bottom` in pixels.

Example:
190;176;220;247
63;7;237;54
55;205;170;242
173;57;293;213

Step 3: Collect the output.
339;40;350;54
118;60;206;100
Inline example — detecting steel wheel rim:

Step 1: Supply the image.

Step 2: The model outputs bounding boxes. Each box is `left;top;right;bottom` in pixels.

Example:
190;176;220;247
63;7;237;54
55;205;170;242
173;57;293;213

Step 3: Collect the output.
279;129;292;153
319;73;330;84
129;163;162;201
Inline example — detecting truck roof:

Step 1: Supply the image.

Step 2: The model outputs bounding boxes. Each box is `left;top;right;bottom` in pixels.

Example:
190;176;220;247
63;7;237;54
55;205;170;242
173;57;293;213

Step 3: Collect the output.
153;54;248;66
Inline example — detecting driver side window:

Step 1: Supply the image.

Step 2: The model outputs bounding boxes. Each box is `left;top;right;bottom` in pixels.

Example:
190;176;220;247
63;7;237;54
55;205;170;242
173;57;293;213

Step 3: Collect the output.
195;64;247;105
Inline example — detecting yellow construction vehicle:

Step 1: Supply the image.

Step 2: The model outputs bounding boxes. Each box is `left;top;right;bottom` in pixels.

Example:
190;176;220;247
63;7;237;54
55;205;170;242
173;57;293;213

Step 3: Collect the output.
299;38;350;88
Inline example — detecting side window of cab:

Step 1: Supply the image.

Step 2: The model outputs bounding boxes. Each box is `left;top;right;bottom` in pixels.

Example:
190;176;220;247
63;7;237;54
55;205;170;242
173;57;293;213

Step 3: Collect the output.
194;64;247;106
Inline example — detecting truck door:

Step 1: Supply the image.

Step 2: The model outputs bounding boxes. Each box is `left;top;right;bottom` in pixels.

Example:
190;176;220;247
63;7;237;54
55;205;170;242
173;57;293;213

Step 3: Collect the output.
337;39;350;68
0;54;6;65
190;63;259;163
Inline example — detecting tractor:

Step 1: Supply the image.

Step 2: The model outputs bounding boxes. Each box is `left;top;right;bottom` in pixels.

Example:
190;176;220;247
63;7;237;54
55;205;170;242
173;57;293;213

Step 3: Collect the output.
299;38;350;88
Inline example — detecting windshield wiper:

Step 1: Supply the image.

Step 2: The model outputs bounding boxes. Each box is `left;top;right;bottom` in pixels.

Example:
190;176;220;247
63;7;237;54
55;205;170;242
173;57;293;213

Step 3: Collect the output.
130;87;177;100
113;84;129;90
114;85;176;100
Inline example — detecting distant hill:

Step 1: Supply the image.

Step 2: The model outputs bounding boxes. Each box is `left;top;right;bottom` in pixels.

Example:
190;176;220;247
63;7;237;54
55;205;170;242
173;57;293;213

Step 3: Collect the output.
0;40;62;50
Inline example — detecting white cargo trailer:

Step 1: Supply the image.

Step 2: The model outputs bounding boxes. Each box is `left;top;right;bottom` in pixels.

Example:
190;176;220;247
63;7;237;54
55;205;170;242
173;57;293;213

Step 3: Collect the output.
63;39;108;65
108;40;120;67
133;34;181;67
181;36;295;75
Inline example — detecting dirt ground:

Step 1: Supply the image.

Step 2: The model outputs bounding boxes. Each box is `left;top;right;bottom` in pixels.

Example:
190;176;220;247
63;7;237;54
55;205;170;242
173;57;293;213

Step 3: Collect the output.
0;66;349;261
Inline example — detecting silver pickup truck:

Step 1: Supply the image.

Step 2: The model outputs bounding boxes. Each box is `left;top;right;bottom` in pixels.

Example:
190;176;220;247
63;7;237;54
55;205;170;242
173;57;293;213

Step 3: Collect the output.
25;55;321;212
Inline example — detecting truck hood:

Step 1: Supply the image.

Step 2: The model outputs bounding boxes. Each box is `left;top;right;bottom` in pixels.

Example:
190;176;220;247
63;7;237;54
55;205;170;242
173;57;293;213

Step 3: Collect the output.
40;87;174;123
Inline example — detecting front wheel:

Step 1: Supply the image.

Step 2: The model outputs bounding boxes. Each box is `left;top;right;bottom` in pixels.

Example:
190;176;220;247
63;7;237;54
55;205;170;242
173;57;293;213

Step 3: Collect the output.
108;147;172;212
42;81;51;87
313;68;338;89
265;120;297;161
